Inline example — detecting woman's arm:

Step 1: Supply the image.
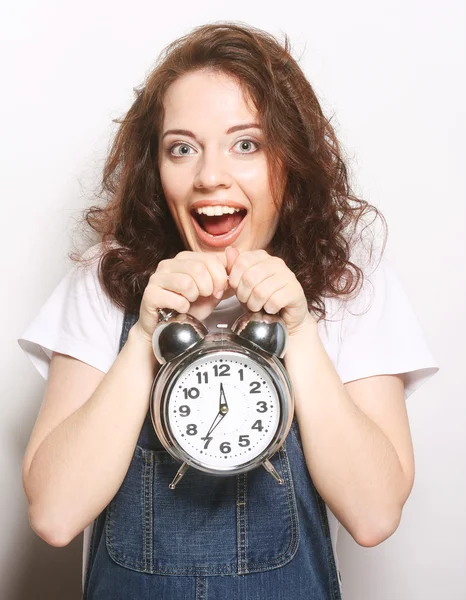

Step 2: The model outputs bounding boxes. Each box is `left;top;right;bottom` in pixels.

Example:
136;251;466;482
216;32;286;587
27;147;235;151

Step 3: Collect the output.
284;315;414;547
22;322;157;547
225;247;415;547
23;251;229;548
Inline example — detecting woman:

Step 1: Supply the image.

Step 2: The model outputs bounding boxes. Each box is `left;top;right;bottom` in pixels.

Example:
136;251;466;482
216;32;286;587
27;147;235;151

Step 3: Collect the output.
18;22;439;599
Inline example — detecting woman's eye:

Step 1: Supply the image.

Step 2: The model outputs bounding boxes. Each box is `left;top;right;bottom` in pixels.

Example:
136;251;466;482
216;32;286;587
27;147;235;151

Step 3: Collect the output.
169;143;195;157
234;139;259;154
168;140;258;157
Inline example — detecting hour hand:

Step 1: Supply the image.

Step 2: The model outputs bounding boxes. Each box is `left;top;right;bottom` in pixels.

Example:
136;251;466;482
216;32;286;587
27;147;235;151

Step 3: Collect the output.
219;382;229;414
203;384;229;439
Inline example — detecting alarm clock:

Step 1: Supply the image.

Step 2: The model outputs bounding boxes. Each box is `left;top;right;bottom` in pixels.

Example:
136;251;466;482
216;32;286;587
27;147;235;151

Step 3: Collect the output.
150;308;294;489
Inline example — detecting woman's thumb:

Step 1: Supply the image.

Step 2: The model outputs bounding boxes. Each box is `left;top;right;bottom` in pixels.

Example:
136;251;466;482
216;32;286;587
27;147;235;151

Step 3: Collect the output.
225;246;240;273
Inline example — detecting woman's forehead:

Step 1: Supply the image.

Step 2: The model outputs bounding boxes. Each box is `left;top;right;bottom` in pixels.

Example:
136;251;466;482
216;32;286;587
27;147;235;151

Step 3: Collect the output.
161;70;258;133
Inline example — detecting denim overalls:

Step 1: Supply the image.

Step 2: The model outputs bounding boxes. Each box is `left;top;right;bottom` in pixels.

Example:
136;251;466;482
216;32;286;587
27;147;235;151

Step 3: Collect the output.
83;311;342;600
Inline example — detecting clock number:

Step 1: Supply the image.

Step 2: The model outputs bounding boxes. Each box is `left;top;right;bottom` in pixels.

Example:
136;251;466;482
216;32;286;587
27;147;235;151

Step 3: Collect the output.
213;364;230;377
250;381;261;394
238;368;244;381
179;405;191;416
183;387;200;399
201;436;213;449
251;420;263;432
238;435;250;447
196;371;208;384
256;401;268;413
220;441;231;454
186;424;198;436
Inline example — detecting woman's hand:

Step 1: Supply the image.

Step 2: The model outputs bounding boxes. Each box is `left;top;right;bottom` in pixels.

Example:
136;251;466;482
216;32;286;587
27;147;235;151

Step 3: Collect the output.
226;247;314;335
135;251;228;344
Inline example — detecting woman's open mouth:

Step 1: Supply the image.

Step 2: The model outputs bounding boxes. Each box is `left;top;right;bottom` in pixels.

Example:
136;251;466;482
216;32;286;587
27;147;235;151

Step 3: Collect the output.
191;204;248;248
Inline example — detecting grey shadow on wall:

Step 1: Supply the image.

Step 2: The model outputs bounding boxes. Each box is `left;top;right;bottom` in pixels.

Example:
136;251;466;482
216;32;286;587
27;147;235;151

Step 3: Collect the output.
11;531;83;600
9;383;83;600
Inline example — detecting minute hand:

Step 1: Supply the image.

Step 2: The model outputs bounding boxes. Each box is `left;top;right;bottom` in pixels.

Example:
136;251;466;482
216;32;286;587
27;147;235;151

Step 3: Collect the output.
203;412;224;439
203;383;229;439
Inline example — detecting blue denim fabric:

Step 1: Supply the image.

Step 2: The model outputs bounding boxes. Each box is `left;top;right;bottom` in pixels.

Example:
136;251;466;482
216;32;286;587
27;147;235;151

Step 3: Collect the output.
83;311;342;599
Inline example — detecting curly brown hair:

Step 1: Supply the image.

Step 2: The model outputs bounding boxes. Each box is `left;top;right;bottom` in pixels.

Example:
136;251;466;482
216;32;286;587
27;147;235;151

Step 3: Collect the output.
73;22;387;322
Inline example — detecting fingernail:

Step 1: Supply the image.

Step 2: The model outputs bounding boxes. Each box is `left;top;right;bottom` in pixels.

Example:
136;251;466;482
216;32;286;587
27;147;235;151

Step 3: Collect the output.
214;290;224;299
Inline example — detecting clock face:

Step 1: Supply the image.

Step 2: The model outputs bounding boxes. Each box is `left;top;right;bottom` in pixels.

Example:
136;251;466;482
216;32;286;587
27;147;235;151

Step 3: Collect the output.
165;351;280;469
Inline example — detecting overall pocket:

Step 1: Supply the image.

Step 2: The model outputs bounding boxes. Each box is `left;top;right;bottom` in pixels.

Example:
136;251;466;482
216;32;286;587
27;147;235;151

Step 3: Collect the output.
105;442;299;576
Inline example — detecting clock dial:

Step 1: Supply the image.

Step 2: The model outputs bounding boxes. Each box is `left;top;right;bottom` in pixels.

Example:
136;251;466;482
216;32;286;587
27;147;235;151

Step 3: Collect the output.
166;351;280;469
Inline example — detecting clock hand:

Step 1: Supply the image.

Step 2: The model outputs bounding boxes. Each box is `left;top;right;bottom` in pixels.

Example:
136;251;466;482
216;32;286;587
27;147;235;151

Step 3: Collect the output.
203;411;224;440
219;382;229;413
203;383;229;439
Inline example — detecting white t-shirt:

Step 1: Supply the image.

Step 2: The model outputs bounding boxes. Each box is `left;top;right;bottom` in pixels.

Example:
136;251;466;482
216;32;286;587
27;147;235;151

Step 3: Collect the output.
17;243;439;591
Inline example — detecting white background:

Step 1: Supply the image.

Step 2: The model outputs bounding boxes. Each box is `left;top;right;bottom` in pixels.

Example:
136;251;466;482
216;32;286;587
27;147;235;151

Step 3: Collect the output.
1;0;464;598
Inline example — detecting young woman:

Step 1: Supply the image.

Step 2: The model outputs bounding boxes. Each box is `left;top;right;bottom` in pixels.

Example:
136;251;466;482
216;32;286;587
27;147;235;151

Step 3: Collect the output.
18;22;439;599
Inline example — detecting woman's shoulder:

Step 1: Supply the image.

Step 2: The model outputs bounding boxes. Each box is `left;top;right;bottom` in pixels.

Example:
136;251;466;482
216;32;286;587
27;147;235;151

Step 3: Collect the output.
78;239;121;267
18;240;125;380
320;246;391;321
71;241;121;308
326;253;439;398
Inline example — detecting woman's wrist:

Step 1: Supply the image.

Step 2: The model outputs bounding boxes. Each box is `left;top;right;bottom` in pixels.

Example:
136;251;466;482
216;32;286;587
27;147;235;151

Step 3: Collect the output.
128;320;158;361
284;313;320;367
287;312;319;339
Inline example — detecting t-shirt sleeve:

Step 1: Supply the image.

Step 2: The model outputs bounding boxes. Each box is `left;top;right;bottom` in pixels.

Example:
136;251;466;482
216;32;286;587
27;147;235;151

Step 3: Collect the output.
336;257;439;399
17;245;123;381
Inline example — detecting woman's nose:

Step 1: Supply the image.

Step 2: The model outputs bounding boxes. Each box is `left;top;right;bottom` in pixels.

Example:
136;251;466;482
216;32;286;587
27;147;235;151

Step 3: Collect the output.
193;151;232;190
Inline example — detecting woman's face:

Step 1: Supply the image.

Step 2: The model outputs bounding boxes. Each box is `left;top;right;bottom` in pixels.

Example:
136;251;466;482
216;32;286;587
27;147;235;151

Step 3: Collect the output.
158;70;283;258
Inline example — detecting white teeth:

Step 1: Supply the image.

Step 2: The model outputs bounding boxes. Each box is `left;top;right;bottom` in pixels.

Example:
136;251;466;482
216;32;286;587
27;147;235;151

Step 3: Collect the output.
194;205;242;216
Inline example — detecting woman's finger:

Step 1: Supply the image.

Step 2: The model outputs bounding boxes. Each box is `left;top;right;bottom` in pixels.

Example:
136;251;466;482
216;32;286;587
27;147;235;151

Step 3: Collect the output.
235;259;287;304
227;249;270;290
176;253;228;297
154;272;201;303
243;275;288;313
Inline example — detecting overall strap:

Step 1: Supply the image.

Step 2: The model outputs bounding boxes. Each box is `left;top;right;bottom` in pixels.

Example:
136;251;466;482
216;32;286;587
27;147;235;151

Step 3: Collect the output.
118;309;165;453
119;310;139;352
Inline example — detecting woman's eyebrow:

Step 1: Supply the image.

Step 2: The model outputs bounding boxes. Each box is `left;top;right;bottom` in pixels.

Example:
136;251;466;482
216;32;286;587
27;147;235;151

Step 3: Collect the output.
161;123;261;140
